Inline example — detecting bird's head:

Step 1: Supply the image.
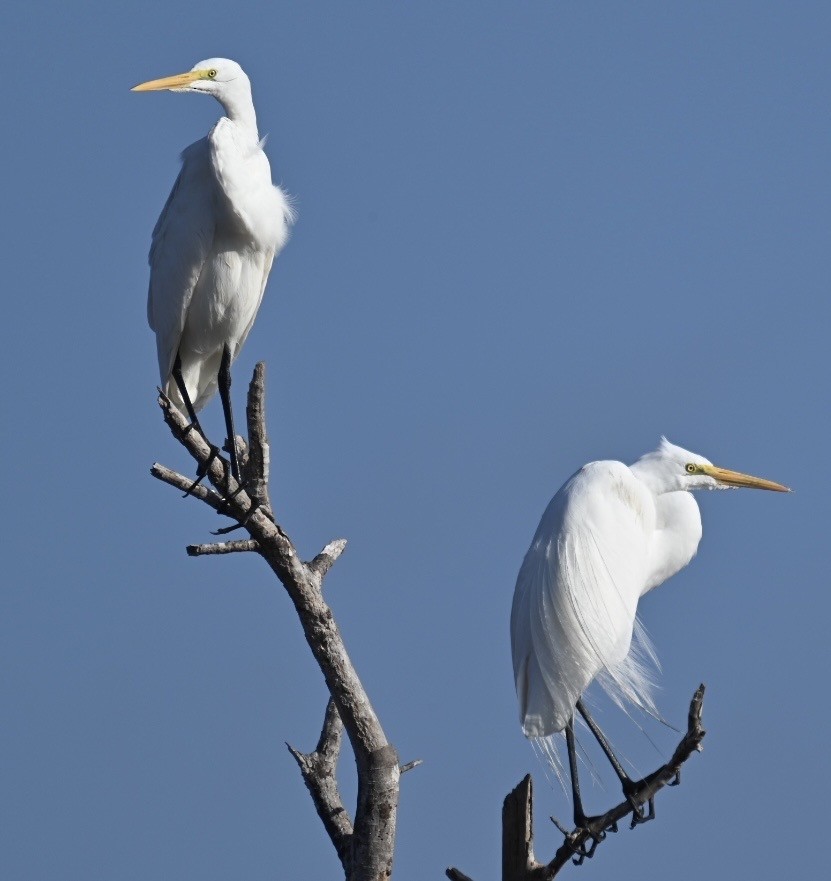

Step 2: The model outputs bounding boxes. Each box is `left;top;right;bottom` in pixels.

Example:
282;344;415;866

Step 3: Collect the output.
131;57;250;99
634;437;791;494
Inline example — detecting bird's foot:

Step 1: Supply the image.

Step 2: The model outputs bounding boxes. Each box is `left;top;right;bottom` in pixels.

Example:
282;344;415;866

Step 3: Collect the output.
622;780;655;828
211;483;264;536
182;444;223;498
628;797;655;828
553;809;620;866
569;813;608;865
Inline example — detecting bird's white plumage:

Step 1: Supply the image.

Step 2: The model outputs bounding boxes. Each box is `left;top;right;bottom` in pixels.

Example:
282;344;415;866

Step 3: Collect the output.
141;58;294;412
511;458;660;736
510;437;787;740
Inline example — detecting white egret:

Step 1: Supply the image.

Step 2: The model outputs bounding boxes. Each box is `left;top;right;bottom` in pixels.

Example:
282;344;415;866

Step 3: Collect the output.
133;58;294;480
510;437;789;828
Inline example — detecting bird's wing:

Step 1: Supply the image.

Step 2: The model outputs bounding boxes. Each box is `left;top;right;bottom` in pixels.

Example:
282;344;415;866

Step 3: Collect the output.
147;138;215;384
511;461;656;736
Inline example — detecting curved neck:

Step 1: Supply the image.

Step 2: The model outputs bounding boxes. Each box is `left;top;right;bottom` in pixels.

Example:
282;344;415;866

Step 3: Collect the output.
217;84;258;137
641;492;702;595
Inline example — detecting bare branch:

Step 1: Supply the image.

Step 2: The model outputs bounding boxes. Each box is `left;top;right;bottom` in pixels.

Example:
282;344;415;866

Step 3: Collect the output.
308;539;348;578
245;362;273;518
544;685;706;877
156;397;252;508
150;463;225;511
502;775;548;881
288;699;353;872
153;365;400;881
186;539;260;556
449;686;707;881
400;759;423;774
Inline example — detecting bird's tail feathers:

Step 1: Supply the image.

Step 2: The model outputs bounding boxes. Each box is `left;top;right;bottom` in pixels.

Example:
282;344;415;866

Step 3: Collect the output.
596;616;662;723
531;734;567;793
530;725;606;800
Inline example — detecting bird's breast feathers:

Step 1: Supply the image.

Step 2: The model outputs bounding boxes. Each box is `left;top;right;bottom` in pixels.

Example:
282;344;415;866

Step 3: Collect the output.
206;118;292;249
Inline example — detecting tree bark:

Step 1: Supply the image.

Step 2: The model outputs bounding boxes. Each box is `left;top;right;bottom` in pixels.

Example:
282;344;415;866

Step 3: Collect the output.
447;686;707;880
152;364;403;880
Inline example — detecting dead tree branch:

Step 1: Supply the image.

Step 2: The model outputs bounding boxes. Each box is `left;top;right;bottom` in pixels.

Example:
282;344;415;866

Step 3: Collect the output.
288;699;353;872
447;685;706;881
151;364;400;881
186;539;260;556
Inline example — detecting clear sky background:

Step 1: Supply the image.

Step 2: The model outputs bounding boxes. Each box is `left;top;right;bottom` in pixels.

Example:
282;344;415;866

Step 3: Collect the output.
1;2;828;879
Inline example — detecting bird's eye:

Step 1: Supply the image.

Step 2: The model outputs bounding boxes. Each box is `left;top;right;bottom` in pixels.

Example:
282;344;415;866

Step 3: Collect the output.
208;69;218;79
685;463;697;474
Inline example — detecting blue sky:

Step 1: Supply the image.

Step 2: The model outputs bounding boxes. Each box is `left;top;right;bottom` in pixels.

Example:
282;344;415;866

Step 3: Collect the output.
2;2;828;878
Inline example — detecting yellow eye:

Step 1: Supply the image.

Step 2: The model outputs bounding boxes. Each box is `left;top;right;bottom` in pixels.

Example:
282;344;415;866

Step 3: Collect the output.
685;463;697;474
208;69;218;78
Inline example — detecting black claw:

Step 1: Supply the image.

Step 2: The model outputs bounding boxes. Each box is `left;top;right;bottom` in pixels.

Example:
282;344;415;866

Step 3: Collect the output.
225;479;250;504
214;476;250;517
211;495;260;536
182;445;223;498
621;778;656;827
629;796;655;828
211;522;244;536
569;811;607;861
567;826;603;864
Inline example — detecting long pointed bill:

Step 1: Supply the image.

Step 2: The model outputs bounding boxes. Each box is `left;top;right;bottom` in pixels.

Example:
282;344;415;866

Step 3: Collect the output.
700;464;791;492
131;70;204;92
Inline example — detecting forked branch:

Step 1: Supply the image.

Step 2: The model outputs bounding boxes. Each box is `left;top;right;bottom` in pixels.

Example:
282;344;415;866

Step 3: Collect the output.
288;699;352;872
151;364;400;881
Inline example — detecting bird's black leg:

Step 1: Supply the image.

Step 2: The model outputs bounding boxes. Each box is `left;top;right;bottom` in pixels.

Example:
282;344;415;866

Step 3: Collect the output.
172;355;203;436
576;699;653;825
566;718;588;828
172;355;224;497
218;344;242;484
564;718;604;862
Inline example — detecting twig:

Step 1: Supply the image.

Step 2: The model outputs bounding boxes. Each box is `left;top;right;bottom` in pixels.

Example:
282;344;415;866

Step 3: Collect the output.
186;539;260;556
448;686;707;881
150;463;225;511
544;684;706;877
308;539;348;578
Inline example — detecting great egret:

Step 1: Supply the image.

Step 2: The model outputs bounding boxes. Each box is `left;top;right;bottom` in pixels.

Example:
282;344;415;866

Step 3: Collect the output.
510;437;789;828
133;58;294;480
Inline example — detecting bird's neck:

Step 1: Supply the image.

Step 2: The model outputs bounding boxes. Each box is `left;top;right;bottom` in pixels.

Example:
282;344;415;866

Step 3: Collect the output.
219;90;259;138
641;492;702;595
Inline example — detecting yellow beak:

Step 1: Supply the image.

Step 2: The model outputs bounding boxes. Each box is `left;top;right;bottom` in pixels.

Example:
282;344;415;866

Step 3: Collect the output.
700;464;791;493
131;70;205;92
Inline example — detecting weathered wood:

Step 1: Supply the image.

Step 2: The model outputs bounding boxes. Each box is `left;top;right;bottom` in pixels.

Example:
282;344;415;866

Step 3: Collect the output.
308;538;349;579
502;776;548;881
288;699;353;872
152;365;401;881
447;686;707;880
244;362;273;518
544;685;706;876
186;538;260;556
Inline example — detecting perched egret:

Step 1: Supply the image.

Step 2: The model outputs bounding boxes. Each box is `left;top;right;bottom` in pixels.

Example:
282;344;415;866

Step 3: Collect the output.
133;58;294;480
510;437;789;827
